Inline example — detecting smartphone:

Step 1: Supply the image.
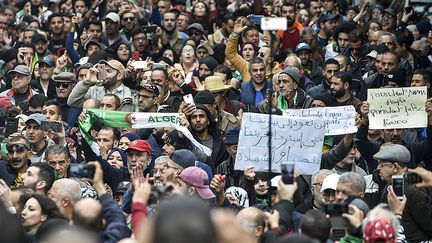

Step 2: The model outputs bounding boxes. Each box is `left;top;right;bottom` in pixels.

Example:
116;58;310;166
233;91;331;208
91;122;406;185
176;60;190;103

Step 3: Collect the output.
404;172;422;184
392;175;404;200
97;63;107;81
143;25;157;33
40;121;63;133
248;15;264;25
4;117;18;137
131;51;140;61
153;63;167;69
69;164;95;178
261;17;287;31
56;48;66;57
131;61;147;69
183;94;195;105
404;6;413;13
324;203;348;217
0;108;6;127
281;162;294;184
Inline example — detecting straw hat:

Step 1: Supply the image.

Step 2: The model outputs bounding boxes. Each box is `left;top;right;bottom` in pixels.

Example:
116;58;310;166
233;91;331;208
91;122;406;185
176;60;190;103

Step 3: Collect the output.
199;76;231;93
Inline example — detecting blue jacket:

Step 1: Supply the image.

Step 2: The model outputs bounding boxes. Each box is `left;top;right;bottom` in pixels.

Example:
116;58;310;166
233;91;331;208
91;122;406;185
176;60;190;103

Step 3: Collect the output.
240;80;272;107
99;193;131;243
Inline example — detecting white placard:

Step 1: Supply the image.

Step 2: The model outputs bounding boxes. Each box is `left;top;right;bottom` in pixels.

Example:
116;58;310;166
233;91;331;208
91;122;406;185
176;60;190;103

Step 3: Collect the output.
261;17;287;31
283;106;357;135
235;113;326;175
367;87;427;129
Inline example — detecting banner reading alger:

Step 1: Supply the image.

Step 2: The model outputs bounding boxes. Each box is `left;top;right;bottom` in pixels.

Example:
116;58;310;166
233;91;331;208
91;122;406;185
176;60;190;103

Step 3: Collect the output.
367;87;428;129
79;109;212;156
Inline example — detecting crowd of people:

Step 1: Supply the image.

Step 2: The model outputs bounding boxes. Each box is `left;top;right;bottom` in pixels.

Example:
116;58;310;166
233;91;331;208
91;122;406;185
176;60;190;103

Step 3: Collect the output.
1;0;432;242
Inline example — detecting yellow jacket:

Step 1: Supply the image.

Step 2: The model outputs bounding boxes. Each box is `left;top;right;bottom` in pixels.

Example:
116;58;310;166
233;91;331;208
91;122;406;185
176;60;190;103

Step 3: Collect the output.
225;34;251;82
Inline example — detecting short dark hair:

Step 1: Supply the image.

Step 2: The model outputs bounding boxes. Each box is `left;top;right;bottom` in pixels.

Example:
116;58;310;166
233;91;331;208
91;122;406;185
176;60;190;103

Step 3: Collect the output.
100;126;121;141
30;163;55;193
383;50;401;64
413;69;432;84
324;58;340;69
333;22;356;41
43;100;61;111
48;13;64;24
333;71;352;86
29;94;49;109
300;210;331;243
348;28;366;43
102;94;121;109
86;20;102;30
152;67;169;80
213;64;233;81
248;56;266;71
242;25;259;39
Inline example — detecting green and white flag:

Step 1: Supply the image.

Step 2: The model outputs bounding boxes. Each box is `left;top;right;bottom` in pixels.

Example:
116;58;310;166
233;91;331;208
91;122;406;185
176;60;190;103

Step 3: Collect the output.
79;109;212;156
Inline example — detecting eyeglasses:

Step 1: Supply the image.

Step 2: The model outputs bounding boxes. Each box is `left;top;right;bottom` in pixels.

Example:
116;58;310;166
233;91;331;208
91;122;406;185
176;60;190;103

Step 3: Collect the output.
133;36;147;42
377;162;394;168
123;17;135;21
6;144;29;153
56;82;70;88
164;164;180;170
188;31;202;36
10;73;27;80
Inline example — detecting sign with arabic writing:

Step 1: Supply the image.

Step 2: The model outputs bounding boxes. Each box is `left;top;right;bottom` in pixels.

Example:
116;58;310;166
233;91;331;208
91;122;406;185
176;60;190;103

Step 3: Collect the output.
283;106;357;135
235;113;326;174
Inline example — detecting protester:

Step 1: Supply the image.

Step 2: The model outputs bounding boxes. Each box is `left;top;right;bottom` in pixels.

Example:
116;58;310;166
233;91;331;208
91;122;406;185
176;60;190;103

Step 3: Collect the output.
0;1;432;243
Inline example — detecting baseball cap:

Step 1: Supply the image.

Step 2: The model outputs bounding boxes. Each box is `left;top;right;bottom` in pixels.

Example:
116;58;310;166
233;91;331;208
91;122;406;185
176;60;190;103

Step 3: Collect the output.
320;173;340;192
179;167;215;199
53;72;76;83
295;42;312;53
137;81;160;96
318;13;340;23
99;60;126;73
125;140;152;156
26;113;48;126
32;34;48;43
38;56;55;67
373;144;410;164
8;65;31;76
170;149;196;169
363;219;396;243
187;23;205;33
280;67;301;83
116;181;130;194
106;12;120;22
85;40;102;50
382;8;396;16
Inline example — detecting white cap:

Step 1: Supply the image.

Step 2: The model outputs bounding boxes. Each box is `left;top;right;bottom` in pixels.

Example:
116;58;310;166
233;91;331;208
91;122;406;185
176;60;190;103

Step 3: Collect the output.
320;173;340;192
106;12;120;23
367;50;378;59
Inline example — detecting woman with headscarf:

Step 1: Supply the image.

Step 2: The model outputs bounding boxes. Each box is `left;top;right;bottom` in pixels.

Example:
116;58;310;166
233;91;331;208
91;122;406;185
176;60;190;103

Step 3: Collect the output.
107;147;128;169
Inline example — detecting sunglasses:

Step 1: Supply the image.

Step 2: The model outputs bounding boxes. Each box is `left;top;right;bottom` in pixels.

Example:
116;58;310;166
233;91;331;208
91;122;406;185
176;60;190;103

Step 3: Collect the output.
188;31;202;36
56;82;70;88
123;17;135;21
6;144;29;153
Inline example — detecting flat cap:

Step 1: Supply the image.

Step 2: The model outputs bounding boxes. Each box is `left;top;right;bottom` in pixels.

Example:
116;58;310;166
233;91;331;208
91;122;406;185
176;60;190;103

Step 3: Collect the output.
373;144;411;164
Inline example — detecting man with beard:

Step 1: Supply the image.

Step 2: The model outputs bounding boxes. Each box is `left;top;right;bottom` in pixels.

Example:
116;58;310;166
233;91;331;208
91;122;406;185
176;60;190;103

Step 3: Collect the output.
240;57;272;107
52;72;81;127
21;162;55;195
325;22;356;60
102;12;128;49
67;60;133;108
161;11;188;55
153;156;169;186
295;42;324;85
96;126;120;160
208;13;234;47
31;56;57;99
48;178;82;221
276;3;304;51
26;113;56;163
295;169;332;213
48;13;66;54
317;13;340;49
0;136;32;189
307;58;340;98
137;82;159;112
328;72;361;111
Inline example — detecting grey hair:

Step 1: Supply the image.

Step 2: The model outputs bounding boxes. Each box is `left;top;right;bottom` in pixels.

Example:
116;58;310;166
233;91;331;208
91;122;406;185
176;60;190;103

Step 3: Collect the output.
284;55;302;67
339;172;366;194
311;169;333;184
45;145;69;161
378;32;399;47
155;156;170;165
53;178;82;203
300;27;315;37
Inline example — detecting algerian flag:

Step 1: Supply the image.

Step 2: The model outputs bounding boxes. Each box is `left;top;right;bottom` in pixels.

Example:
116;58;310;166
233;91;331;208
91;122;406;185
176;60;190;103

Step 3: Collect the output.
79;109;212;156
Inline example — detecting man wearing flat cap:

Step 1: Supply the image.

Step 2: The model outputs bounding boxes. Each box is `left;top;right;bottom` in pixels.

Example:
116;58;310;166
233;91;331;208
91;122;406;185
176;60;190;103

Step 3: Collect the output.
53;72;81;127
0;65;38;105
373;143;432;242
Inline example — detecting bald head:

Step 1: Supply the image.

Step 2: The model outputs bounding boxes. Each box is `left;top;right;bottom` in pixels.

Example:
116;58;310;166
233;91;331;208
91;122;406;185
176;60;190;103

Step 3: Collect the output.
72;198;103;232
83;99;101;109
237;207;266;238
49;178;82;204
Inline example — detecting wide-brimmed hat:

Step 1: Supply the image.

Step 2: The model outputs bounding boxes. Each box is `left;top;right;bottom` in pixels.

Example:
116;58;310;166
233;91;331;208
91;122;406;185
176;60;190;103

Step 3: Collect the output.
198;76;230;93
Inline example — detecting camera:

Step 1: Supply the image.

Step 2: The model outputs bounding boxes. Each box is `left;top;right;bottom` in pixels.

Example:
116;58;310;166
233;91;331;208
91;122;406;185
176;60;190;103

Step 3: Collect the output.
324;202;348;217
69;164;95;179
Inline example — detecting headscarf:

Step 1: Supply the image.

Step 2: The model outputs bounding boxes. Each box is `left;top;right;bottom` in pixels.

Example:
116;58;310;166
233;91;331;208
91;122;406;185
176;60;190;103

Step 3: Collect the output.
107;147;128;167
225;186;249;207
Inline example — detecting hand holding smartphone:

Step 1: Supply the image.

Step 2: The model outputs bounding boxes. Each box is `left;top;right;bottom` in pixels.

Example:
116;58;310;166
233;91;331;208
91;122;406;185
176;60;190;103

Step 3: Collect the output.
96;63;107;81
392;175;404;200
281;162;294;184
